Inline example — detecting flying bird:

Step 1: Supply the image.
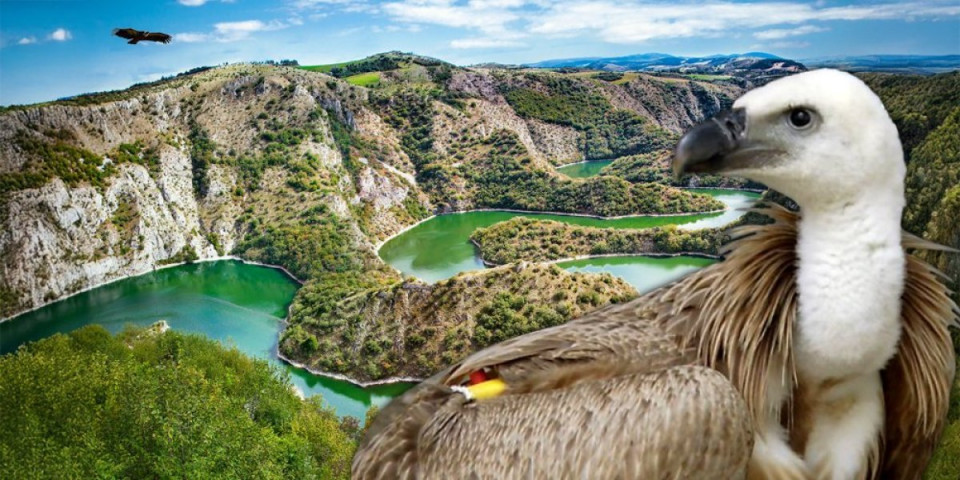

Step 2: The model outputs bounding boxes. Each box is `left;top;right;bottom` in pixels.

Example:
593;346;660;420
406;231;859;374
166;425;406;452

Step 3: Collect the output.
353;70;958;479
112;28;171;45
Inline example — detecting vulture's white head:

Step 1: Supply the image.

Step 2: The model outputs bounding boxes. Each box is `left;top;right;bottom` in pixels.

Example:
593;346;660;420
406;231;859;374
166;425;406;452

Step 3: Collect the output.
674;69;905;210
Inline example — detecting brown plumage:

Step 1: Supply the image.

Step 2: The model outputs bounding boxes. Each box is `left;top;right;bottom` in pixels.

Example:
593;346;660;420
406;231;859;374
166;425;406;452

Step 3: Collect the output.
353;205;958;479
112;28;171;45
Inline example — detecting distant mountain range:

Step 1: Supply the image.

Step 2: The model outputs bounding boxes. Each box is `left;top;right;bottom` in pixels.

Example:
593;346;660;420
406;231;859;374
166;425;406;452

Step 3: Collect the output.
526;53;959;75
526;52;804;78
802;54;960;74
529;52;792;70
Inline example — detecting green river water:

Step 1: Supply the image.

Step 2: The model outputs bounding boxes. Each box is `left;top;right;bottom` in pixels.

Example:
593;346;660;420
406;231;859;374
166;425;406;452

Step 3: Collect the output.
378;189;759;285
558;255;716;292
555;159;615;178
1;187;758;419
0;261;408;420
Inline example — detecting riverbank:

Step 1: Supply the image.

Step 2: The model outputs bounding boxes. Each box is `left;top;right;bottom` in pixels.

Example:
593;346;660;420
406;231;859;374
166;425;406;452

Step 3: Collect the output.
275;261;637;385
277;350;423;388
554;158;593;169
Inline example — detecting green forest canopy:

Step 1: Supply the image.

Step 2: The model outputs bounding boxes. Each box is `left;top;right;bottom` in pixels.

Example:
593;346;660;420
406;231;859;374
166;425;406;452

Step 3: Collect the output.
0;325;357;480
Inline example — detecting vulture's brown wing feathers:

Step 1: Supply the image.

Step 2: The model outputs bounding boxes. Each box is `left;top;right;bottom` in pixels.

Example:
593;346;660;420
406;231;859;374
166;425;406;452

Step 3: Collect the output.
112;28;140;40
638;205;802;426
879;241;958;478
354;313;753;479
143;32;172;44
416;366;752;479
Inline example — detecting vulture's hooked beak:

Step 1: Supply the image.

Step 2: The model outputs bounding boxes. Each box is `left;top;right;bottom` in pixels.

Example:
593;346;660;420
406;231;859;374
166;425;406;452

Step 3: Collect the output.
672;108;747;179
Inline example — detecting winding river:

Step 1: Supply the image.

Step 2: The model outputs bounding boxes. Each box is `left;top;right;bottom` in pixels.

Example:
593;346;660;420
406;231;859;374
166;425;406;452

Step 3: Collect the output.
378;188;760;286
1;177;759;420
0;261;408;420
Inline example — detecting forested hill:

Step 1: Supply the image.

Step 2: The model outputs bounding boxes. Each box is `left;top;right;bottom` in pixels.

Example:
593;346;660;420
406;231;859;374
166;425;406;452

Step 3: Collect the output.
860;72;960;304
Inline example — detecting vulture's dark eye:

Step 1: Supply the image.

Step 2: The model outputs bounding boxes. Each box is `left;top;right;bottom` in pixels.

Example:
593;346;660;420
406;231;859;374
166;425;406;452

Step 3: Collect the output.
788;108;813;129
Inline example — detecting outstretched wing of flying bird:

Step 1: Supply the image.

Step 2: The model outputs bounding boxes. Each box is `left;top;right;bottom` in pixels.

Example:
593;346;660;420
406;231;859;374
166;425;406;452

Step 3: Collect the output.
112;28;171;44
143;32;172;44
112;28;140;41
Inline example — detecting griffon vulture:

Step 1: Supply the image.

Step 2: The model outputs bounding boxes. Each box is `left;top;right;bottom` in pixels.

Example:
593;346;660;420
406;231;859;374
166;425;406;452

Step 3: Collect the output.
112;28;171;45
353;69;959;480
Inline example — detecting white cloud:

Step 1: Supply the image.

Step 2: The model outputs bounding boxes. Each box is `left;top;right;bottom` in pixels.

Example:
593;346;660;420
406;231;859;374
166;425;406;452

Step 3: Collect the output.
381;0;529;48
755;25;826;40
370;24;422;33
529;1;960;44
176;19;291;43
49;28;72;41
382;1;520;34
17;37;37;45
215;20;271;34
293;0;960;49
467;0;527;7
290;0;362;8
768;41;811;49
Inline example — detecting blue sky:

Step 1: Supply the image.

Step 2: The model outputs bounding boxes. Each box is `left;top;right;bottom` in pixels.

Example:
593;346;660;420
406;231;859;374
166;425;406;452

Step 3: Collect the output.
1;0;958;105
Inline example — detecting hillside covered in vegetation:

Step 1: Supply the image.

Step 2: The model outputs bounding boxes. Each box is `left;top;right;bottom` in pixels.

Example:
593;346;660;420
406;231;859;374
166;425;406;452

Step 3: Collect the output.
282;263;636;382
471;216;724;265
863;74;960;478
0;325;356;479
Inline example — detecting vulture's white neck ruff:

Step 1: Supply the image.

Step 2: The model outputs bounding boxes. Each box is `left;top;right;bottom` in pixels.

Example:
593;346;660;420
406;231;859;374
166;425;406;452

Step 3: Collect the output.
794;190;906;381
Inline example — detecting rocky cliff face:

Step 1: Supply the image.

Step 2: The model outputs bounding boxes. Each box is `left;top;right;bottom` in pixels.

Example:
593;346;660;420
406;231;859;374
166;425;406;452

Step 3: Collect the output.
0;59;745;319
0;65;421;318
445;69;743;165
1;149;214;312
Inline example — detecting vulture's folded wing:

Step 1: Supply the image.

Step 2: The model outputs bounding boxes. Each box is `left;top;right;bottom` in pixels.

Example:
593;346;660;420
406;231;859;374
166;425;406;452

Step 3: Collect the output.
361;299;691;444
443;298;692;387
416;366;753;479
356;352;752;479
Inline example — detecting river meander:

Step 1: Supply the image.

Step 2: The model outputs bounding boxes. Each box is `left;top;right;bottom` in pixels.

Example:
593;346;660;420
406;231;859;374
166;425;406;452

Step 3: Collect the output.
1;188;759;419
0;260;408;420
378;189;759;286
